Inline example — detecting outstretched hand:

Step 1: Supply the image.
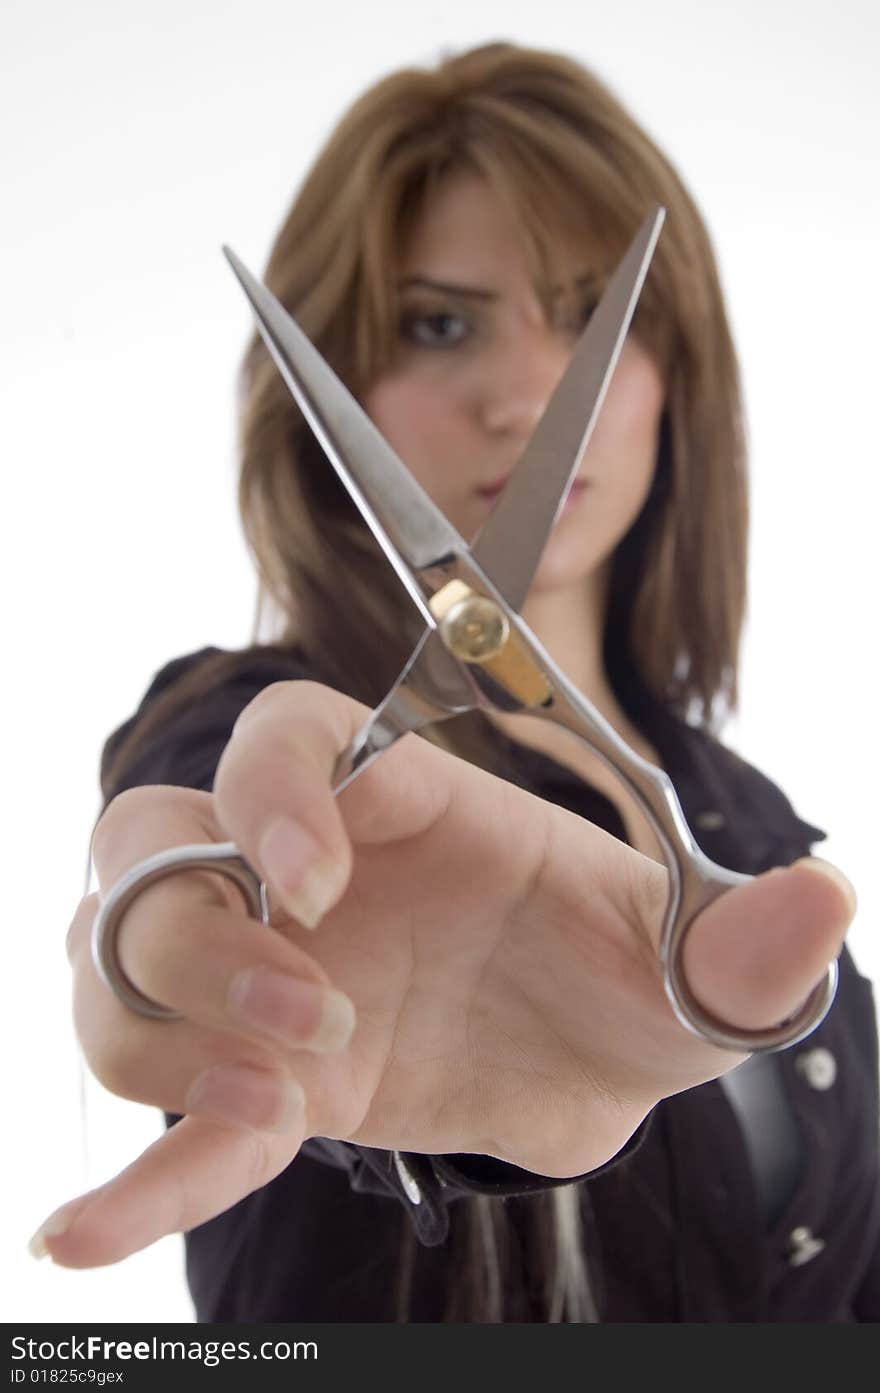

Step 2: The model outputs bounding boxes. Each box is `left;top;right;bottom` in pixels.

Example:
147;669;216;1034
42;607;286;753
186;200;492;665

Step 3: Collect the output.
38;680;855;1267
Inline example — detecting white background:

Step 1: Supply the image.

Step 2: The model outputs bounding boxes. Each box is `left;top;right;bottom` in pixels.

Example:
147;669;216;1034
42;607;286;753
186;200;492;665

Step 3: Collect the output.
3;0;877;1323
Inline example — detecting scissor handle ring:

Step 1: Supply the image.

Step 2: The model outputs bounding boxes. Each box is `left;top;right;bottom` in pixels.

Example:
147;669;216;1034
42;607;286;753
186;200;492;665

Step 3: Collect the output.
519;678;842;1055
662;887;839;1053
91;842;266;1021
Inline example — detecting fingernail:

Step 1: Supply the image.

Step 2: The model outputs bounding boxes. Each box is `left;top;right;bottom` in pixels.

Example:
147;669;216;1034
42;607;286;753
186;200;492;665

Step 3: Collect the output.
258;818;346;929
229;968;357;1053
185;1064;307;1132
28;1205;77;1260
792;857;858;918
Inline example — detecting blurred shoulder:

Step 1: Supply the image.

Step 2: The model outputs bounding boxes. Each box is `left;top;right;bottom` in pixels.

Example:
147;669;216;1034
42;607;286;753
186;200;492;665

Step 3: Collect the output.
135;644;316;703
100;643;319;800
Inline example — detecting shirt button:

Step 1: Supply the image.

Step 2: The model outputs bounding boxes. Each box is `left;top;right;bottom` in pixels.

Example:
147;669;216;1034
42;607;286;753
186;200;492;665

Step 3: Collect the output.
795;1046;837;1090
787;1226;826;1267
695;810;726;831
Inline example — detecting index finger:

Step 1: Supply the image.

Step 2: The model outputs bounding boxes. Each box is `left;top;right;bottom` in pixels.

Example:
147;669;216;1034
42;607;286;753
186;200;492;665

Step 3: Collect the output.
213;679;455;929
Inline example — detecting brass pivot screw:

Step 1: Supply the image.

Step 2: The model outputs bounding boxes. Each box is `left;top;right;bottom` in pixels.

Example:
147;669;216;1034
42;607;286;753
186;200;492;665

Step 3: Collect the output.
429;578;552;707
439;592;510;662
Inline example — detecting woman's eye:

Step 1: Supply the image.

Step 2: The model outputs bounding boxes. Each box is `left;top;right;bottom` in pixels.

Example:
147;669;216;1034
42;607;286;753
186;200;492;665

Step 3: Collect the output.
399;310;471;348
558;297;598;336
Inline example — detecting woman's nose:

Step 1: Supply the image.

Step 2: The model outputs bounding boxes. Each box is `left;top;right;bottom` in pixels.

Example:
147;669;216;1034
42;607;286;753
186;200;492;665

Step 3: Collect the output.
477;328;571;438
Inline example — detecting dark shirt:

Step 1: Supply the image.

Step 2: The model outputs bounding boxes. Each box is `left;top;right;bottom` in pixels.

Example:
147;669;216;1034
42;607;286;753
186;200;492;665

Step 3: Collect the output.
103;646;880;1322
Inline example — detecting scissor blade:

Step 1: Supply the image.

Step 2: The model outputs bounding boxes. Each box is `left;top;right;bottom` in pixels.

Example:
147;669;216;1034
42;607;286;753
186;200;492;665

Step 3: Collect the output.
223;248;467;624
471;206;665;612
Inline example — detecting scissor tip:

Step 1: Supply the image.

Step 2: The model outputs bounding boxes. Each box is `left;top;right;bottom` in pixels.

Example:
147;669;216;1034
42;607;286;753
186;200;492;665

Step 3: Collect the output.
221;245;252;288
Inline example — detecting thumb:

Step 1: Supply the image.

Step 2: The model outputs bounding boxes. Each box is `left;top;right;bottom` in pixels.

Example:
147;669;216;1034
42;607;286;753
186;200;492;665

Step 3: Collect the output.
682;857;856;1033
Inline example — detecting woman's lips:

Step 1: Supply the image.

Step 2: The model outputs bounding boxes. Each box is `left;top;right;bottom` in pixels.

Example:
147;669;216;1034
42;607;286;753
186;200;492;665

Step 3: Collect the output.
476;477;589;508
562;479;589;509
475;472;511;501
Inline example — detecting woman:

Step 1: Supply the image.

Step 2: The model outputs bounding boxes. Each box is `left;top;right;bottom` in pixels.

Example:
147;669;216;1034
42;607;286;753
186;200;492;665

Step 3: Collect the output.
37;42;877;1321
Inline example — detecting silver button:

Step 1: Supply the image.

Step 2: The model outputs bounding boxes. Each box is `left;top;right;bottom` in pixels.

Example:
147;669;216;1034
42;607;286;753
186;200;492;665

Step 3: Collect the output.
795;1046;837;1091
787;1226;826;1267
695;810;726;830
393;1150;422;1205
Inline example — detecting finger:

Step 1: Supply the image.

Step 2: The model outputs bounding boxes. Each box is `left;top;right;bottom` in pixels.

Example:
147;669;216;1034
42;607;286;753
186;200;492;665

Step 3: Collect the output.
29;1113;305;1269
73;966;315;1132
73;902;305;1129
682;856;856;1031
91;784;227;897
69;880;356;1056
215;680;454;928
89;783;263;996
69;898;354;1144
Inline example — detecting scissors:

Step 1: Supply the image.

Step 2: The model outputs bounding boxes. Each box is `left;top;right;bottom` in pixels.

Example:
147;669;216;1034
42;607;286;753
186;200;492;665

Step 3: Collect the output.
92;207;837;1054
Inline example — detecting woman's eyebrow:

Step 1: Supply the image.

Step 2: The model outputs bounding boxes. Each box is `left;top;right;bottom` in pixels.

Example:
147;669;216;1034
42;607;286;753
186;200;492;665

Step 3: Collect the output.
551;272;601;294
396;271;600;300
397;275;499;301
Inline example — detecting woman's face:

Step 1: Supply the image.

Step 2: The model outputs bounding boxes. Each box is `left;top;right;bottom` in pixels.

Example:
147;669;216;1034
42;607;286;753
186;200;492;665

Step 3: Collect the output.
363;173;665;597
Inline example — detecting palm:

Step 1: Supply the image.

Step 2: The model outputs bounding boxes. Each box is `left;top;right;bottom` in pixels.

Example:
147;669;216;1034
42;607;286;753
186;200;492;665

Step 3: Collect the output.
268;767;737;1177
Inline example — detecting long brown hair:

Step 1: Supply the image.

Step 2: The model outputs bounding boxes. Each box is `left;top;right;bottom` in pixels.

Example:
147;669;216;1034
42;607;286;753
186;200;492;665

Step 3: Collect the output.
101;41;748;1321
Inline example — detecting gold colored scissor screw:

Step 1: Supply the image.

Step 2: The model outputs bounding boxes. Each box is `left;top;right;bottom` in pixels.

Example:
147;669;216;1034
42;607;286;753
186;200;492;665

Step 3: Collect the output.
429;579;552;707
439;593;510;662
